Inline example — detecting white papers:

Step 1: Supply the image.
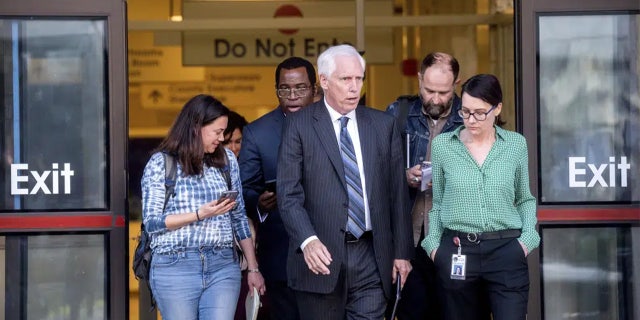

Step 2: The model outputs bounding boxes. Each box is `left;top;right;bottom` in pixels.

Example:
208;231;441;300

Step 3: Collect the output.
420;162;432;192
245;287;261;320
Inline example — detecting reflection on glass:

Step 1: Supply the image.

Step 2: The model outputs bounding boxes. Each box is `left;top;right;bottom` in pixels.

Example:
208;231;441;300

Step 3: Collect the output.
0;19;108;211
538;14;640;203
26;234;105;320
542;227;631;319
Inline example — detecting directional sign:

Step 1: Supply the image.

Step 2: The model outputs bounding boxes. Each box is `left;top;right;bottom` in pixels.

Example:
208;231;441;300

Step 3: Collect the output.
140;83;206;109
129;32;205;82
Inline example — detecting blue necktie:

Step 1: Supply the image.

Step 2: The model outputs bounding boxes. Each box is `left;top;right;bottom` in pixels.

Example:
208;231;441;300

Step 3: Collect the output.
339;117;366;238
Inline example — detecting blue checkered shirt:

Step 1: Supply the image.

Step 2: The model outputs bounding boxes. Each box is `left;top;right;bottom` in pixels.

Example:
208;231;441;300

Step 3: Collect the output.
142;149;251;254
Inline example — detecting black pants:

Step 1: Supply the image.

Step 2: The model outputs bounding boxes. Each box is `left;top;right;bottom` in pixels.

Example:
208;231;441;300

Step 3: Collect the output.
265;280;300;320
295;235;386;320
434;233;529;320
385;244;442;320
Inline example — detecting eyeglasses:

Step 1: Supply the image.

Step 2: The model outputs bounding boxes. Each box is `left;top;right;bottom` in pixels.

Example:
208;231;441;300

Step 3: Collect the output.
276;86;312;98
458;105;497;121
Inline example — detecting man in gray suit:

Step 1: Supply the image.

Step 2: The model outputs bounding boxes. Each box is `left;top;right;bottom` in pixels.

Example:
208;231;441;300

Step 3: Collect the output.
277;44;413;319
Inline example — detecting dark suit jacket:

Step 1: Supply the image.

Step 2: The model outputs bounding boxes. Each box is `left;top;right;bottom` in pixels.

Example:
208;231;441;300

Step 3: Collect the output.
239;108;290;282
277;101;413;299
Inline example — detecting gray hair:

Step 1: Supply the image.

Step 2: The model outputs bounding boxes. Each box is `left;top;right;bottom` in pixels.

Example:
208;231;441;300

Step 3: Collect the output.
317;44;366;77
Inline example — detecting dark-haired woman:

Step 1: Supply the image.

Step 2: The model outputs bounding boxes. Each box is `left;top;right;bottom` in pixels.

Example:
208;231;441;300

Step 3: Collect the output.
223;110;248;158
142;94;264;320
422;74;539;320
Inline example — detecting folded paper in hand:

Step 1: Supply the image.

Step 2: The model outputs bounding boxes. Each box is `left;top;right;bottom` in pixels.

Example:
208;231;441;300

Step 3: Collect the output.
420;162;432;192
245;287;261;320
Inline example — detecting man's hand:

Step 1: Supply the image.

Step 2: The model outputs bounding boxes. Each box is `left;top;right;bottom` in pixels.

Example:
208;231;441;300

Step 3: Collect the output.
406;165;422;188
258;191;277;211
302;239;332;275
392;259;412;289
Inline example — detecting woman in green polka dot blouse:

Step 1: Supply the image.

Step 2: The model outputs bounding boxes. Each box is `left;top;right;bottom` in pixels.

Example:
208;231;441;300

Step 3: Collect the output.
421;74;540;320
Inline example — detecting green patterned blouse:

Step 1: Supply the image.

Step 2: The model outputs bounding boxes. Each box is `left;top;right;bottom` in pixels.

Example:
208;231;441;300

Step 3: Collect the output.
421;125;540;255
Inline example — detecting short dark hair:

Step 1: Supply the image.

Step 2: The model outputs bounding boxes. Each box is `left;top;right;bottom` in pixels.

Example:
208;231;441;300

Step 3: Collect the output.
275;57;317;88
461;74;506;126
157;94;229;175
420;52;460;82
224;110;248;137
461;74;502;106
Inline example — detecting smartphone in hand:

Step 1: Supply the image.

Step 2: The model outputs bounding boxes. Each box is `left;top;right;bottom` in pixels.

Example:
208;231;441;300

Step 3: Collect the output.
217;190;239;204
264;179;277;193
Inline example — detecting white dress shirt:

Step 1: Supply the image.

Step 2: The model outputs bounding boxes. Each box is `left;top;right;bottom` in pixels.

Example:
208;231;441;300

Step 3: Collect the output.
301;101;372;250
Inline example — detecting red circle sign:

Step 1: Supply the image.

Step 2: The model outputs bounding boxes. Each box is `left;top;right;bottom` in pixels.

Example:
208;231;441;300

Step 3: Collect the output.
274;4;303;35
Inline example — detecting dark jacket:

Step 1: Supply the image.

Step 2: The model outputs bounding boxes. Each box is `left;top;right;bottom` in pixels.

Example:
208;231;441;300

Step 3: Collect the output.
277;101;413;299
385;94;464;199
239;108;289;282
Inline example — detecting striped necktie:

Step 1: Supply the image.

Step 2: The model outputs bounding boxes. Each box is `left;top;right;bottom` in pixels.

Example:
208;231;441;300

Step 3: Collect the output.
339;116;366;238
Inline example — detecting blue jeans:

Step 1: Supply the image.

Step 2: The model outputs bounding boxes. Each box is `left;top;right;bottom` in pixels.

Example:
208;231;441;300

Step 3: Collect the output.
150;246;241;320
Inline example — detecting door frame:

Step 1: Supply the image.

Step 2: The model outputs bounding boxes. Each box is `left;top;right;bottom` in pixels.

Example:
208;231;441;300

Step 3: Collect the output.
0;0;128;318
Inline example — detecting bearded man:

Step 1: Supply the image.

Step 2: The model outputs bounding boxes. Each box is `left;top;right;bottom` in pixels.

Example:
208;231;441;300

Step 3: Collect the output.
385;52;486;320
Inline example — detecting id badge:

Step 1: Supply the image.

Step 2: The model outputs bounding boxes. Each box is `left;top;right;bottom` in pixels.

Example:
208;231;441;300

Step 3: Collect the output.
450;254;466;280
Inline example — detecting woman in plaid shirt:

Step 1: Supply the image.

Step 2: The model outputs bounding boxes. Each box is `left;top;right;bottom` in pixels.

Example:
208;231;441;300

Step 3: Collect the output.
142;94;264;320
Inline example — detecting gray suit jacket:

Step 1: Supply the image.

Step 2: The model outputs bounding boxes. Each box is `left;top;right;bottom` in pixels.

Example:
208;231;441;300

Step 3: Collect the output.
277;100;413;299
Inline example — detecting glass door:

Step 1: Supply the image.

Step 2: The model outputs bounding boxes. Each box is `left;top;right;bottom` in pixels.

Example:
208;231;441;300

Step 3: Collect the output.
0;1;128;319
1;19;108;211
517;1;640;319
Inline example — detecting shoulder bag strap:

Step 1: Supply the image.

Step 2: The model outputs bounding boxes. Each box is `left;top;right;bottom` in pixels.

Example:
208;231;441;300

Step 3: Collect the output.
396;95;418;168
141;153;177;233
221;153;232;191
396;94;418;133
220;152;244;263
163;153;178;211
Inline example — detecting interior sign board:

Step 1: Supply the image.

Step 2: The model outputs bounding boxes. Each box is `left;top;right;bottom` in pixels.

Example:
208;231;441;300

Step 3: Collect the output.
128;32;205;82
140;83;205;109
139;66;275;109
182;1;393;65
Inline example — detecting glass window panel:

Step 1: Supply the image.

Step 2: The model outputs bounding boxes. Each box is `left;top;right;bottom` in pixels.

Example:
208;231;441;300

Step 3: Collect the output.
26;234;106;320
0;19;108;211
538;14;640;203
542;226;634;319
